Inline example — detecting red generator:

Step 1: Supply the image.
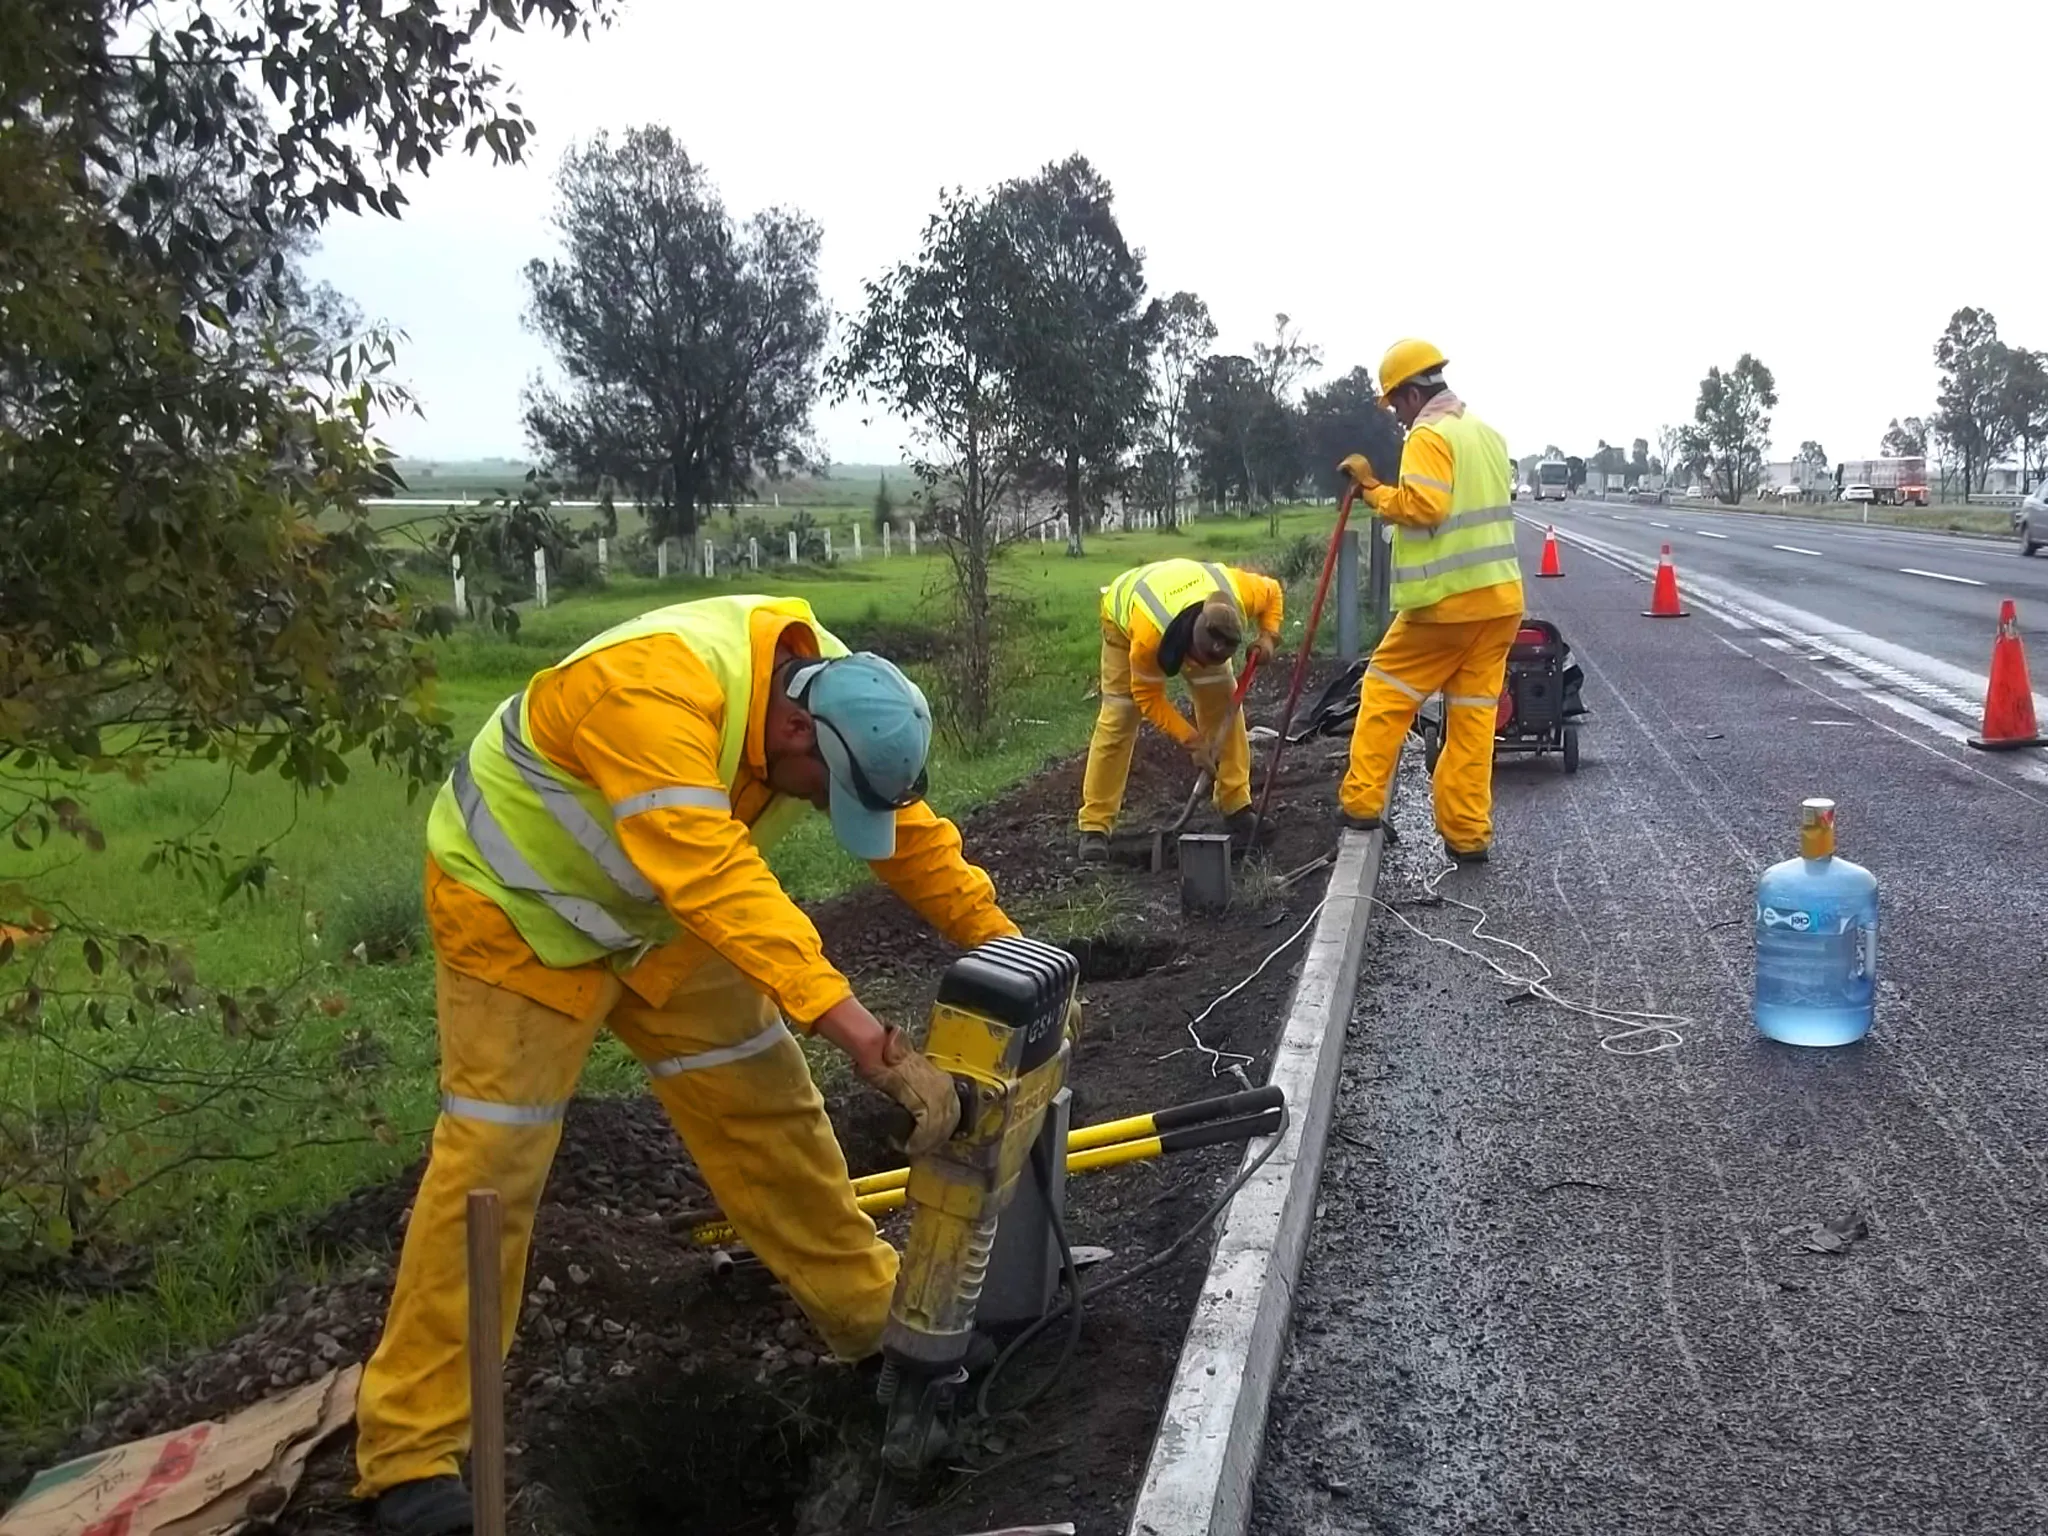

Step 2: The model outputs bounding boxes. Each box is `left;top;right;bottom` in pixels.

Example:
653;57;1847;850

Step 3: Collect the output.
1413;617;1587;775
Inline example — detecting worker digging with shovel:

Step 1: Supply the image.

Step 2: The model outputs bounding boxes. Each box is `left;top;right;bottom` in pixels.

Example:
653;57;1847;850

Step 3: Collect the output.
352;594;1044;1536
1075;559;1283;863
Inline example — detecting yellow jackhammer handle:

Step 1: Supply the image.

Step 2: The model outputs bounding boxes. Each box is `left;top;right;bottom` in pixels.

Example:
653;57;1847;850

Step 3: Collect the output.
686;1101;1284;1250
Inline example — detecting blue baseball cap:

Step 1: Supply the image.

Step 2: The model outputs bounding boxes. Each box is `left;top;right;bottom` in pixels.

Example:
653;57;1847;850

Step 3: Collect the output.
788;653;932;860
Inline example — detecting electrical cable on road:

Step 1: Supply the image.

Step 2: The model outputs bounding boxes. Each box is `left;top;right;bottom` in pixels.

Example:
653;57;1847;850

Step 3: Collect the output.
1374;849;1688;1055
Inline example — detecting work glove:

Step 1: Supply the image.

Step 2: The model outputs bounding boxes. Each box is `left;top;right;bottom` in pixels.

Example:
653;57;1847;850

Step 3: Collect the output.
1250;630;1279;666
857;1027;961;1158
1063;995;1084;1046
1338;453;1382;493
1185;738;1220;778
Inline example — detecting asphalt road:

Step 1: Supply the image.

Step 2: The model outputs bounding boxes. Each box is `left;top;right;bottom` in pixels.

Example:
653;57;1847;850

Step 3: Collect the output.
1527;497;2046;681
1251;524;2048;1535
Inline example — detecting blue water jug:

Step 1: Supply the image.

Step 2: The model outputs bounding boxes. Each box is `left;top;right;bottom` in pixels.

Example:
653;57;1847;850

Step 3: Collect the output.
1753;798;1878;1046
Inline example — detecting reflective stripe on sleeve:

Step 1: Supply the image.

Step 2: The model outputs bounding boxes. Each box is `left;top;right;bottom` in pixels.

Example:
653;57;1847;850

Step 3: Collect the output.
611;784;732;819
1401;473;1454;493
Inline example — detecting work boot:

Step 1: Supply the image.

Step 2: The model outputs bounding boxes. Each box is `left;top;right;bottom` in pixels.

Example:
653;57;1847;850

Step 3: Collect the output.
374;1477;472;1536
1339;811;1399;845
1223;806;1262;851
1076;832;1111;864
1446;843;1490;864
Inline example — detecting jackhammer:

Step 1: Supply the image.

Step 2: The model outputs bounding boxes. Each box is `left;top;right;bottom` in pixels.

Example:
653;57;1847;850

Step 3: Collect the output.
873;935;1080;1488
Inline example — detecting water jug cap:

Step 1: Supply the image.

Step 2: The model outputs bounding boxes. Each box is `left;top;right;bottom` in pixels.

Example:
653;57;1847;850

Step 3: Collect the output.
1800;798;1836;857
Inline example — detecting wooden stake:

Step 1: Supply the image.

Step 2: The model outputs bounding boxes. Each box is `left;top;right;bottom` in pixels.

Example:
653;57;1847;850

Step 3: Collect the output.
466;1189;508;1536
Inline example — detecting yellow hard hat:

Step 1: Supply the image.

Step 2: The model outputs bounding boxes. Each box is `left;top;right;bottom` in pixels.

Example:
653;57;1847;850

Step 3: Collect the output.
1377;338;1448;406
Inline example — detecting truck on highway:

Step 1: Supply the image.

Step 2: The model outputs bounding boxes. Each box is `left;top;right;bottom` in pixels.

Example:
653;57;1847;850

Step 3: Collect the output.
1835;457;1928;507
1531;459;1569;500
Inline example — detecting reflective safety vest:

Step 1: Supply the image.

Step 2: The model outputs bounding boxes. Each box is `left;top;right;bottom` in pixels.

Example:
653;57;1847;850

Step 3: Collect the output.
1103;559;1242;635
425;596;846;970
1389;411;1521;612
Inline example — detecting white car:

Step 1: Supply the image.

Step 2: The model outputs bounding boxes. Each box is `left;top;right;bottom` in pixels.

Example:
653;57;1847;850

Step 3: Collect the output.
1843;484;1876;504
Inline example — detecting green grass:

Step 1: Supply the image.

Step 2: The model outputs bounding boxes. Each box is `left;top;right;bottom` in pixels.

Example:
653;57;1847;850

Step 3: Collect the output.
0;505;1356;1471
1668;496;2016;538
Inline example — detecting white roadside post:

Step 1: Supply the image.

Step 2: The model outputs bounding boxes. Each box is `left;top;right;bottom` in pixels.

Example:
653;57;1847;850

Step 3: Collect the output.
533;548;548;608
883;523;893;558
852;525;862;561
823;527;834;564
657;539;669;580
787;529;798;563
702;540;714;578
451;552;466;619
596;536;609;582
908;520;918;557
748;536;760;572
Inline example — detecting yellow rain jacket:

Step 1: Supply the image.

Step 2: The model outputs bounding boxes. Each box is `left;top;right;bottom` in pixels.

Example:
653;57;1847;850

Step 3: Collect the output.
357;597;1016;1500
1342;394;1525;852
1099;560;1284;747
425;596;1018;1024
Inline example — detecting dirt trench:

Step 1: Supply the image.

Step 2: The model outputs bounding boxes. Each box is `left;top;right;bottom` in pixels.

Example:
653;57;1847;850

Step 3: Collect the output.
22;677;1355;1536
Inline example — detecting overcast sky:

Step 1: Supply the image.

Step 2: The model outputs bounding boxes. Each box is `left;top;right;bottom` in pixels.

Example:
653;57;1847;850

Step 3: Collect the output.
309;0;2047;471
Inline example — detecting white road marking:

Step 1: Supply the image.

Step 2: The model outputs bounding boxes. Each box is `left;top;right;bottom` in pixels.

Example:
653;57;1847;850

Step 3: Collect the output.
1695;530;1729;539
1899;567;1985;587
1773;544;1823;556
1529;512;2048;795
1649;520;1672;528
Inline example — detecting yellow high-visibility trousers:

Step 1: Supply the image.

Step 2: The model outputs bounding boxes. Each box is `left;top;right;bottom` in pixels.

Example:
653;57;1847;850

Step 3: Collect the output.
1340;611;1522;853
1078;618;1249;834
353;960;896;1497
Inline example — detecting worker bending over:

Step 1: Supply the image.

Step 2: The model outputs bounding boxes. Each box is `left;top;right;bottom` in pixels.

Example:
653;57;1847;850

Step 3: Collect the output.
1338;340;1523;860
1076;558;1283;861
356;596;1019;1535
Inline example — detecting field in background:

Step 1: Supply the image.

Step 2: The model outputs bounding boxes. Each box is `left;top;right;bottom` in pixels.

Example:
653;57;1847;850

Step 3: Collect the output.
383;457;915;514
0;506;1363;1461
1665;496;2016;538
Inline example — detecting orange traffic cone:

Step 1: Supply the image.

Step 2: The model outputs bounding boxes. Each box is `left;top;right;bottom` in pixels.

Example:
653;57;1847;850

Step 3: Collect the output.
1537;526;1564;578
1966;599;2045;751
1643;543;1688;618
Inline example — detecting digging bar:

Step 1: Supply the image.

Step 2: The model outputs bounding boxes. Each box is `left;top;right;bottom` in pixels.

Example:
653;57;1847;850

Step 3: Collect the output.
466;1189;509;1536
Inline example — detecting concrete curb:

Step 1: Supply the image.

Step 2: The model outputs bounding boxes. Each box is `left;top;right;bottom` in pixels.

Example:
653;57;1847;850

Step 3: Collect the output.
1125;825;1388;1536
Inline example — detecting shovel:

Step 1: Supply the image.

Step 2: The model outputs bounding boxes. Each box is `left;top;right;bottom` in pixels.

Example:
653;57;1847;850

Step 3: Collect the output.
1150;652;1261;872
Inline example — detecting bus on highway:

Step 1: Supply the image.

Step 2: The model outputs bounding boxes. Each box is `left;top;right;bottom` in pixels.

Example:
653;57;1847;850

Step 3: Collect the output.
1532;459;1570;501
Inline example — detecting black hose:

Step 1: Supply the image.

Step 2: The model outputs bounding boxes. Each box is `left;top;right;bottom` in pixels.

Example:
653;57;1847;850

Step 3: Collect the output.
976;1137;1086;1418
974;1103;1293;1416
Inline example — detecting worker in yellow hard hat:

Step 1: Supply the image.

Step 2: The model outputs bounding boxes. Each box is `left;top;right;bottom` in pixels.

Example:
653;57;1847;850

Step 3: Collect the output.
1337;340;1524;861
354;596;1022;1536
1076;558;1284;860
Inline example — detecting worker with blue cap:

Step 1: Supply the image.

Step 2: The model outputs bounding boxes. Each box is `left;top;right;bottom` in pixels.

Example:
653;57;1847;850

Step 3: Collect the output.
355;595;1021;1534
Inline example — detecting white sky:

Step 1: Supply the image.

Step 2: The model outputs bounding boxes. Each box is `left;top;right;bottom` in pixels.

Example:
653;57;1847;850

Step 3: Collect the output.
309;0;2048;470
